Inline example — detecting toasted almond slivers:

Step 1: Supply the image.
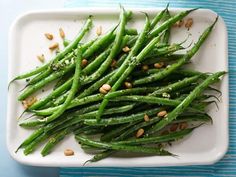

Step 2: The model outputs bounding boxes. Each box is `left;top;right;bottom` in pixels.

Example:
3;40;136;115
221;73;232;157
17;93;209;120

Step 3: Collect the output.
59;28;65;38
136;128;144;138
96;26;102;36
81;59;88;67
22;96;37;109
142;65;149;71
157;110;167;117
37;54;45;63
144;114;150;122
179;122;188;130
124;81;132;89
185;18;193;30
44;33;53;40
122;46;130;53
64;149;74;156
49;43;59;50
170;123;178;132
154;62;164;69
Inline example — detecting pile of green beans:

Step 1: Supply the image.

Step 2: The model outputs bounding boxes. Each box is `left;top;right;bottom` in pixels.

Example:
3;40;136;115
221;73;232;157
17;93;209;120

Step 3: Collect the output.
11;6;225;164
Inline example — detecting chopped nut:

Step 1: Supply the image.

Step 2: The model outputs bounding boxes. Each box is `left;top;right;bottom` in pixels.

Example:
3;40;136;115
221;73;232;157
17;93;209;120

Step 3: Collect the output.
102;84;111;91
99;87;107;94
157;110;167;117
37;54;45;63
170;123;178;132
124;81;132;89
96;26;102;36
111;60;117;68
154;62;165;69
44;33;53;40
142;65;149;71
144;114;150;122
179;122;188;130
185;18;193;30
49;43;59;50
59;28;65;38
81;59;88;67
64;149;74;156
22;96;37;109
173;20;184;28
122;46;130;53
136;128;144;138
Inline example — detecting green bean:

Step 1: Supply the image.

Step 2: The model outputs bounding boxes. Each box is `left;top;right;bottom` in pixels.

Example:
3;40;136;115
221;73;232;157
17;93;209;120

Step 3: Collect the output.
41;128;71;156
125;28;138;35
19;118;45;128
142;54;184;65
10;16;92;84
28;52;74;85
85;108;162;126
104;87;160;99
146;71;225;135
116;128;194;145
39;48;83;123
83;150;114;165
161;9;171;44
82;47;111;75
110;95;182;107
24;132;49;155
100;121;141;142
82;28;116;59
134;17;218;85
98;32;161;120
29;78;72;110
15;127;44;152
32;94;103;116
116;54;127;67
18;60;76;101
116;117;160;141
150;75;201;96
149;8;197;38
83;7;128;84
174;114;212;124
63;39;71;47
75;135;172;155
150;4;169;28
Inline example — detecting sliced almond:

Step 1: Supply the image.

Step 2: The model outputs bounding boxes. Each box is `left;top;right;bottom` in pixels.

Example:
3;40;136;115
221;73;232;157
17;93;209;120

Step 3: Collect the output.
96;26;102;36
111;59;117;68
59;28;65;38
173;20;184;28
136;128;144;138
37;54;45;63
44;33;53;40
49;43;59;50
64;149;74;156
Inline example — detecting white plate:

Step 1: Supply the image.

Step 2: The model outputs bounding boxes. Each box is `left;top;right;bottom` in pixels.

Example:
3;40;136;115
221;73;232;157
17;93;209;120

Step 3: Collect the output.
7;8;228;167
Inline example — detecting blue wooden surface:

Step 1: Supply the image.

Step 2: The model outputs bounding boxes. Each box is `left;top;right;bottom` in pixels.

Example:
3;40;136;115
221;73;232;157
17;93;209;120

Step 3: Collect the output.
0;1;62;176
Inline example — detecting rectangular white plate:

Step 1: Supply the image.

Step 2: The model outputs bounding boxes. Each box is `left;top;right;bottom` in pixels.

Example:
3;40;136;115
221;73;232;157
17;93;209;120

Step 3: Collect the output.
7;8;228;167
